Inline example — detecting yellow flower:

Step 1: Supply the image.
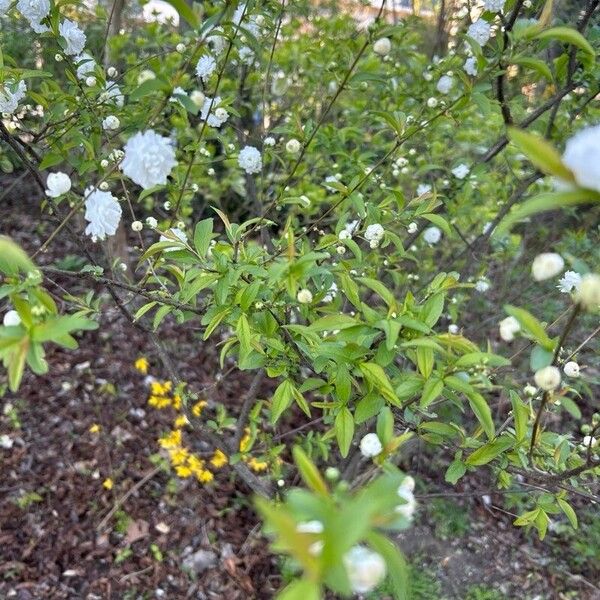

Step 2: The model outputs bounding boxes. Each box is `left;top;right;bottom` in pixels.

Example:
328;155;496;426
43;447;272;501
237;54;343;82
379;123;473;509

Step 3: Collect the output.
174;414;189;428
247;457;268;472
172;394;182;411
187;454;205;475
196;469;214;483
191;400;207;417
103;477;113;490
151;380;172;396
148;395;171;409
175;465;193;478
89;423;101;434
134;357;149;374
239;429;252;452
210;449;228;468
159;429;182;449
169;447;189;466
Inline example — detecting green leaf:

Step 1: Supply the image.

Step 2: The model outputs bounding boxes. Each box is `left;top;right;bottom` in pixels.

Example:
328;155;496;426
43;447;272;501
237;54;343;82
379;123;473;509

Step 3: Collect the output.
445;460;467;485
193;218;214;257
376;406;394;446
335;407;354;458
465;436;514;466
529;345;554;370
276;579;321;600
359;362;401;407
292;446;328;497
509;391;528;443
495;190;599;236
505;305;554;351
357;277;396;308
467;392;495;440
557;498;578;529
508;128;573;180
510;56;553;81
420;377;444;408
365;532;409;600
421;213;451;237
8;338;28;391
270;379;295;423
416;347;434;378
533;26;595;60
0;236;35;275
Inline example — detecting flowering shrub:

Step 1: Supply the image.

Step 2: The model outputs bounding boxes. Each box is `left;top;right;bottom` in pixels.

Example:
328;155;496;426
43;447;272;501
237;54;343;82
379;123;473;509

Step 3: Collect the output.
0;0;599;596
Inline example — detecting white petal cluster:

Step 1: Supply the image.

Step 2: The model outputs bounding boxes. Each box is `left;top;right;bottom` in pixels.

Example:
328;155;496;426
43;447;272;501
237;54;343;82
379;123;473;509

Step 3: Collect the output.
297;288;313;304
557;271;582;294
359;433;383;457
296;520;324;534
373;37;391;56
195;55;216;83
84;187;122;241
0;80;26;114
436;75;453;94
239;46;255;66
75;53;96;79
395;476;417;521
364;223;385;248
0;0;10;16
3;310;21;327
286;138;301;154
343;546;387;594
170;87;187;105
137;69;156;85
322;282;338;303
45;172;71;198
407;222;418;234
264;136;276;147
484;0;505;11
452;163;470;179
121;130;177;190
102;115;120;130
531;253;564;281
59;19;86;55
534;366;561;391
103;81;124;107
17;0;50;33
206;26;226;55
576;274;600;310
417;183;432;196
238;145;262;174
563;361;580;378
468;19;491;45
190;90;205;108
583;435;598;449
160;227;188;251
562;124;600;193
200;96;229;128
463;56;478;76
499;316;520;341
475;278;490;293
423;226;441;244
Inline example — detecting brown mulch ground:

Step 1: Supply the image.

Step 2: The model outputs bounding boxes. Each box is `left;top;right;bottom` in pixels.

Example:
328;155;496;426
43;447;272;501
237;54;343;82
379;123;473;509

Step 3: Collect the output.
1;178;598;599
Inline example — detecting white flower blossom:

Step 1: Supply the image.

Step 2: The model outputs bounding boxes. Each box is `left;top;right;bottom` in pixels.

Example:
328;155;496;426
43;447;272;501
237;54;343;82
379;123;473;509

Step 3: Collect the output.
3;310;21;327
583;435;598;449
576;273;600;310
131;220;143;232
195;55;216;83
238;46;255;66
563;361;580;378
463;56;478;76
45;172;71;198
190;90;205;108
59;19;86;56
524;384;537;396
452;163;470;179
286;138;301;154
137;69;156;85
534;366;561;391
200;96;229;128
417;183;432;196
359;433;383;457
103;81;124;107
75;53;96;79
373;37;391;56
160;227;187;250
407;222;418;234
169;87;187;105
436;75;453;94
296;520;324;534
102;115;120;131
297;289;313;304
84;187;122;241
468;19;491;45
322;282;338;303
0;0;10;15
364;224;385;248
562;124;600;193
475;278;490;293
448;324;459;334
146;216;158;228
85;76;96;87
395;483;417;521
0;80;26;114
485;0;505;11
557;271;582;294
427;97;438;108
17;0;50;33
238;145;262;174
121;130;177;190
343;546;387;594
206;26;226;55
264;136;276;147
531;253;564;281
423;226;441;244
499;316;520;341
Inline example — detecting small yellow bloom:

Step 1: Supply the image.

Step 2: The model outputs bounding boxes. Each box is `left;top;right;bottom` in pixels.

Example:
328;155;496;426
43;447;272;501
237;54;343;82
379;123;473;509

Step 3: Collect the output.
187;454;205;475
169;447;189;466
196;469;214;483
175;465;193;478
247;457;268;472
151;380;172;396
148;395;171;409
239;429;252;453
174;414;189;428
210;449;228;468
103;478;113;490
159;429;182;449
134;357;149;374
191;400;207;417
89;423;101;434
172;394;182;411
